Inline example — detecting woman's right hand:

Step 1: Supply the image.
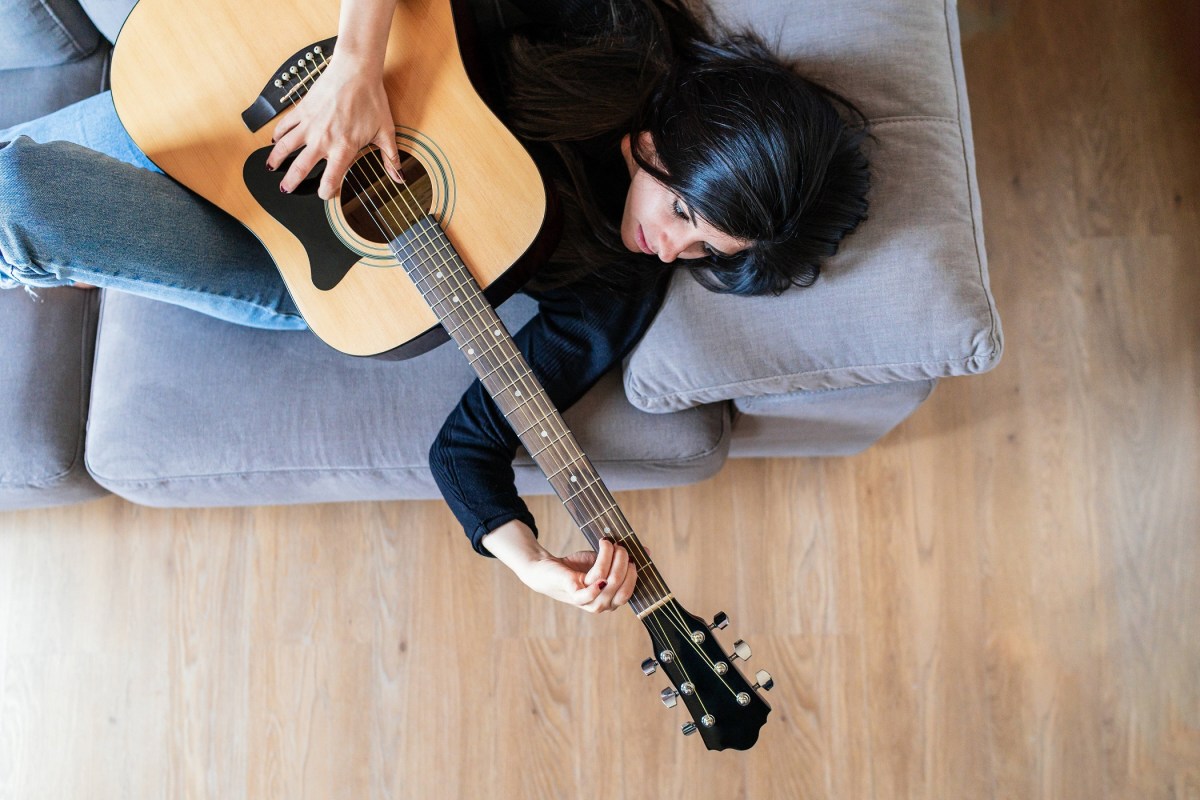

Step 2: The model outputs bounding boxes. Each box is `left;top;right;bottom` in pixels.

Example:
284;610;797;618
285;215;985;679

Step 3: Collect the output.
265;0;402;200
266;56;403;200
482;521;639;614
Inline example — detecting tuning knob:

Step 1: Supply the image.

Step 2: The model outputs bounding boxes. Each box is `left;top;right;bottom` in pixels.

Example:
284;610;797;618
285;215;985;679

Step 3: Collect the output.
641;658;658;676
752;670;774;692
709;611;730;630
681;721;698;736
730;639;752;662
660;687;679;708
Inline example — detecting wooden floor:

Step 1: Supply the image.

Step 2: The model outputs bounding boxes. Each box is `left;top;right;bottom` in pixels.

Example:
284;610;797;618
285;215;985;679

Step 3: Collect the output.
2;1;1199;797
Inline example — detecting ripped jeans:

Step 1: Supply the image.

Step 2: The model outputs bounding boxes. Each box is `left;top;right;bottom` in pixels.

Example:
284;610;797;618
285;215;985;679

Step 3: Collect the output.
0;92;306;329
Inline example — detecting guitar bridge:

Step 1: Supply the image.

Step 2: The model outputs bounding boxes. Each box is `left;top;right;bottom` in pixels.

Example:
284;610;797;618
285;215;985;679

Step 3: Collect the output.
241;36;338;132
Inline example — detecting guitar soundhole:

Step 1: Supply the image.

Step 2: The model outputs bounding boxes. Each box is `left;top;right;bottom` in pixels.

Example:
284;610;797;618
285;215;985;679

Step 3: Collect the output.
339;148;434;244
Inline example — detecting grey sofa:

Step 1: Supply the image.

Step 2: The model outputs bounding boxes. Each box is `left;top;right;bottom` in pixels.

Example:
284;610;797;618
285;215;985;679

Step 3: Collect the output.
0;0;1001;511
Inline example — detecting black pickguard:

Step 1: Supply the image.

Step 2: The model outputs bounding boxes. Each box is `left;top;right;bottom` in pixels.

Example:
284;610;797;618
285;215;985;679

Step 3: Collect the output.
242;146;359;291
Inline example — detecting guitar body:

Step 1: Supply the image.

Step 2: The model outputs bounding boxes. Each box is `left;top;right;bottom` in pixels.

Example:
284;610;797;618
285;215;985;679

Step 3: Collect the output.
110;0;548;356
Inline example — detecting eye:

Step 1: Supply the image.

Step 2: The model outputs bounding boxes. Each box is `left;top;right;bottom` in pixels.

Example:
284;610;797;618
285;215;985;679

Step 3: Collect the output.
672;199;689;221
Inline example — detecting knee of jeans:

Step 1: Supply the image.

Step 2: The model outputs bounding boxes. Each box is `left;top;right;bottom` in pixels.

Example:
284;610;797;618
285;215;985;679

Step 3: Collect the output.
0;138;54;276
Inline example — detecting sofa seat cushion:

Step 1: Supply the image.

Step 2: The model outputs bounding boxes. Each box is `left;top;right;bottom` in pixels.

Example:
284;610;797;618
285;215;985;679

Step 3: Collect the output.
0;45;111;131
84;292;729;507
0;288;107;509
623;0;1001;412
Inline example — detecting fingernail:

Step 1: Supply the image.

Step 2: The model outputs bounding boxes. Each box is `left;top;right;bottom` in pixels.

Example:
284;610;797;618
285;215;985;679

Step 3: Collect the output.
598;581;607;590
266;164;275;172
280;185;288;194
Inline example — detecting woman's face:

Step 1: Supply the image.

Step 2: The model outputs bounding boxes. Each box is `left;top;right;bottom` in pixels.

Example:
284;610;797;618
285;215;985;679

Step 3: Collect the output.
619;133;751;263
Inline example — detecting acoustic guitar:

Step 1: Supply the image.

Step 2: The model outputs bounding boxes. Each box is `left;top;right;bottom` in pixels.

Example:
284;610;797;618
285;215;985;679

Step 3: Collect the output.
111;0;773;749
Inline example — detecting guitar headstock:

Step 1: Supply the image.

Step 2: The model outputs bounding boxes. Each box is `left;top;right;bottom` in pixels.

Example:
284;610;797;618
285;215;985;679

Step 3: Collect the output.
638;601;772;751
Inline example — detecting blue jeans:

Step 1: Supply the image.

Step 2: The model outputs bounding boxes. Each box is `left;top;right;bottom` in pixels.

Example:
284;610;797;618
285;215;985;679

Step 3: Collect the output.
0;92;306;329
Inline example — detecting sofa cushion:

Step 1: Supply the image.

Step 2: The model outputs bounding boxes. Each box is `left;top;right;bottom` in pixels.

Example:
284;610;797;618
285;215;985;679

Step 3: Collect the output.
0;288;107;509
85;292;729;507
0;0;102;70
77;0;133;44
623;0;1001;412
0;46;111;131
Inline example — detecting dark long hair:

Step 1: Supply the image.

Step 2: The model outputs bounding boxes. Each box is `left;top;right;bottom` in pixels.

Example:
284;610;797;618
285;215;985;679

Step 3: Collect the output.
502;0;871;296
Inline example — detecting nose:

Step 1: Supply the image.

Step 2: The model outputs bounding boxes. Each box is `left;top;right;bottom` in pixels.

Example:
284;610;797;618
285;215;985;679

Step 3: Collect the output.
656;230;684;263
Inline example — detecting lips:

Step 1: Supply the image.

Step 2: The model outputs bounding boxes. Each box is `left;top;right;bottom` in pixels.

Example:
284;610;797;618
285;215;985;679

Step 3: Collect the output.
635;224;655;256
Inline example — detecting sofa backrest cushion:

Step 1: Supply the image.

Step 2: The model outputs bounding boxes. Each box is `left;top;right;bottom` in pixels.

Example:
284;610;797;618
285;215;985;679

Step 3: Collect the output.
0;0;102;70
623;0;1003;412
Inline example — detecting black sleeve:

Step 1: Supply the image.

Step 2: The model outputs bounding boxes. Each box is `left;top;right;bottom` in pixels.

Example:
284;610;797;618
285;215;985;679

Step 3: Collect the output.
428;274;667;556
497;0;610;36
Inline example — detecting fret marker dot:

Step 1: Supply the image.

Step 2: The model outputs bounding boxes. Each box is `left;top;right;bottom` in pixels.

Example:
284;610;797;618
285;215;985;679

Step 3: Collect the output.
493;329;501;336
467;348;475;356
540;431;548;437
514;390;522;397
604;527;611;534
436;271;444;278
569;475;578;483
452;295;460;303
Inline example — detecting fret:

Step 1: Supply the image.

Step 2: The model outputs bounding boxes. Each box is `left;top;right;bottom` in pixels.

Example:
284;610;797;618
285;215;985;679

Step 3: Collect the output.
580;506;621;534
515;407;563;440
544;456;593;483
459;334;515;374
529;429;573;459
478;350;529;388
386;215;674;611
561;473;606;505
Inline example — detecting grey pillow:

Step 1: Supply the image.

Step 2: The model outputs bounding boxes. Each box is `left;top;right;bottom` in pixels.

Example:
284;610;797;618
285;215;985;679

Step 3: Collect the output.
622;0;1002;412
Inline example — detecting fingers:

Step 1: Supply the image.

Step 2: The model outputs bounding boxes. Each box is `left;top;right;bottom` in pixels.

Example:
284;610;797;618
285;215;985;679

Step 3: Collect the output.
591;542;631;609
581;539;639;614
610;560;639;607
265;123;306;173
374;129;403;183
271;112;302;149
319;146;358;201
268;133;399;199
279;146;322;196
585;538;614;585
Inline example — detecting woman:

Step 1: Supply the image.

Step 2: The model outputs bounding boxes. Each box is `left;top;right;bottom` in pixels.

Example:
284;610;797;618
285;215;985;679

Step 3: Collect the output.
0;0;870;613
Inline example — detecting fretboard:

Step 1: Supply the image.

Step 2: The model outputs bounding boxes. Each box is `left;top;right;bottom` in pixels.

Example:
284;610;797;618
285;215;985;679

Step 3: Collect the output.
390;215;671;615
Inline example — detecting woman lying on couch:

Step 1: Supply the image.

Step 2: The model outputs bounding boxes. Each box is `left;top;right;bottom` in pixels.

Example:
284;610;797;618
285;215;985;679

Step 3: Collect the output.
0;0;870;612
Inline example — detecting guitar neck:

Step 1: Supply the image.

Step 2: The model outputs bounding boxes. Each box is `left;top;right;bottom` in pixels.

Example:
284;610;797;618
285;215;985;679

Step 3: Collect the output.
391;215;673;617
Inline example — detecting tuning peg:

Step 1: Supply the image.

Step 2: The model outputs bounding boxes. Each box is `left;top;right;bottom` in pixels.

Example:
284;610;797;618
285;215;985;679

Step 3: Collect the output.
640;657;658;676
681;721;697;736
729;639;752;662
660;687;679;708
752;669;774;692
709;611;730;630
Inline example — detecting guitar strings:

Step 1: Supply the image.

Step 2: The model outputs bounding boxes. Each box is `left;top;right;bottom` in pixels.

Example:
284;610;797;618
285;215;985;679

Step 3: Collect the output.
356;159;737;715
346;153;735;710
342;146;729;695
350;152;700;637
292;57;664;605
287;57;742;708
